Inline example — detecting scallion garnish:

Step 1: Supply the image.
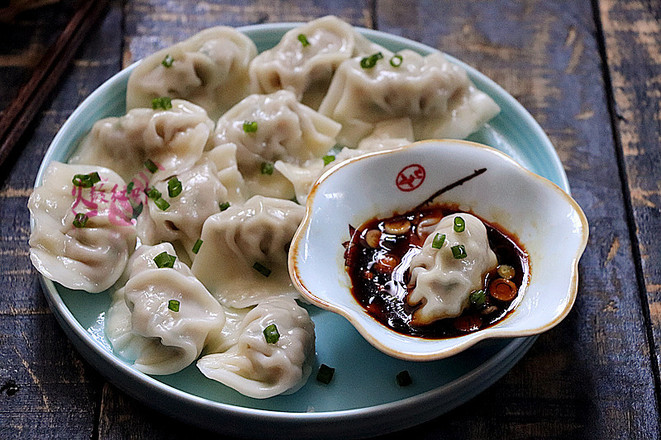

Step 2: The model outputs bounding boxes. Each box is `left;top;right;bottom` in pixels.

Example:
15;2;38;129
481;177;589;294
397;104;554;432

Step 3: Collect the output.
323;155;336;166
451;244;467;259
132;202;143;219
297;33;310;47
162;54;174;67
431;233;446;249
72;213;89;228
360;52;383;69
144;159;159;173
168;299;180;312
252;262;271;277
154;251;176;268
261;162;274;175
72;172;101;188
243;120;258;133
145;187;161;200
316;364;335;384
192;239;203;254
126;181;135;195
390;54;403;67
219;201;230;211
167;176;182;198
263;324;280;344
469;289;486;308
396;370;412;386
154;197;170;211
151;96;172;110
453;216;465;232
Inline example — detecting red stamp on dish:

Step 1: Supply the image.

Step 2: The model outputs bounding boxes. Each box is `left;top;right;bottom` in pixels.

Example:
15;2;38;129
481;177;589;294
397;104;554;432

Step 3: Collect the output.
396;164;426;192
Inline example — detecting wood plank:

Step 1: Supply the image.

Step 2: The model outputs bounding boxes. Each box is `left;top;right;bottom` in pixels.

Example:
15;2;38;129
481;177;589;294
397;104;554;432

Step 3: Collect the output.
597;0;661;382
374;0;659;438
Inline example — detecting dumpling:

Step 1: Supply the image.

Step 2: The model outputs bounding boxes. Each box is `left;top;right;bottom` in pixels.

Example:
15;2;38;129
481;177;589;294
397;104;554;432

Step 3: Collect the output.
212;90;341;198
197;296;315;399
105;243;226;375
69;99;213;183
28;162;137;293
318;49;500;147
249;15;380;109
191;195;305;308
407;213;498;325
126;27;257;120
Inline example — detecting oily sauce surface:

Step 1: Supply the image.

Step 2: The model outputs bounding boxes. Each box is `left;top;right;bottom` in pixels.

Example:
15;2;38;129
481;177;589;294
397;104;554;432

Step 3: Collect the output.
343;205;529;339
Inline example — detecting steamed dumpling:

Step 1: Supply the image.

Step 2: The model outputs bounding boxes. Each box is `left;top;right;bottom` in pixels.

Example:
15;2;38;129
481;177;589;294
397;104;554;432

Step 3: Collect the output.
191;195;305;308
28;162;137;293
319;49;500;147
106;243;226;375
69;99;213;183
197;296;315;399
249;15;380;109
127;27;257;120
407;213;498;325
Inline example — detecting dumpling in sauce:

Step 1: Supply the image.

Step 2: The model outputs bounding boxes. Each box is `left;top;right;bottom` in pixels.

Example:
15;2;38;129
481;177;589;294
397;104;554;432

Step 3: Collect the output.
407;213;497;325
28;162;137;293
197;296;315;399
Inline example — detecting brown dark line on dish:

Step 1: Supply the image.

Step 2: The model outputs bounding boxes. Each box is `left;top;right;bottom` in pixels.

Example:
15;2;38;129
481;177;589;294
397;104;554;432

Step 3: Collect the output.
415;168;487;209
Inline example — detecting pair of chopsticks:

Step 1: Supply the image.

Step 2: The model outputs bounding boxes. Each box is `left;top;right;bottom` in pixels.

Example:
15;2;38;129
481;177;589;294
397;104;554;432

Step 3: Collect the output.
0;0;109;169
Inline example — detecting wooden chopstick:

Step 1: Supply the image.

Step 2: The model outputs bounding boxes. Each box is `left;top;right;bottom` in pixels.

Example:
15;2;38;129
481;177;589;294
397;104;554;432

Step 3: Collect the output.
0;0;110;169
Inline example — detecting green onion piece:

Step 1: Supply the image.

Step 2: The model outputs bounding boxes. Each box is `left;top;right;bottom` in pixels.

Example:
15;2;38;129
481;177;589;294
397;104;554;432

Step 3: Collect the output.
360;52;383;69
431;233;446;249
297;33;310;47
322;155;336;166
162;54;174;67
131;202;143;219
469;289;486;308
451;244;467;259
154;251;176;268
192;239;203;254
316;364;335;384
154;197;170;211
243;120;258;133
390;54;403;67
145;187;161;200
144;159;159;173
396;370;412;387
219;201;230;211
151;96;172;110
263;324;280;344
497;264;515;280
261;162;274;175
72;213;89;228
453;216;465;232
72;172;101;188
168;299;180;312
252;262;272;277
126;181;135;195
167;176;182;198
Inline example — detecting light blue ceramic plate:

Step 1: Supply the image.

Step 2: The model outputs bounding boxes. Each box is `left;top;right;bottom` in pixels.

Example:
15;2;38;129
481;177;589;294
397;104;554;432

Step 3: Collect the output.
35;23;568;439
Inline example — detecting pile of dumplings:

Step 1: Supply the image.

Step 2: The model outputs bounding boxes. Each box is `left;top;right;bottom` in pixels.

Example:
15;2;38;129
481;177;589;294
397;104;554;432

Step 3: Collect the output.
28;16;500;399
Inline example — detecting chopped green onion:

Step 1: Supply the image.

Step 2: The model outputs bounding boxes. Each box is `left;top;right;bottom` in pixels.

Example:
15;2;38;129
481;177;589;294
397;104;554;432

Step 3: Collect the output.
451;244;467;259
252;262;271;277
360;52;383;69
154;251;176;268
297;33;310;47
396;370;412;386
154;197;170;211
72;172;101;188
144;159;159;173
497;264;515;280
72;213;89;228
161;54;174;67
167;176;182;198
151;96;172;110
145;187;161;200
219;201;230;211
192;239;203;254
243;120;258;133
469;289;486;308
261;162;274;175
322;155;336;166
168;299;180;312
453;216;465;232
316;364;335;384
131;202;143;219
126;181;135;195
263;324;280;344
390;54;403;67
431;233;446;249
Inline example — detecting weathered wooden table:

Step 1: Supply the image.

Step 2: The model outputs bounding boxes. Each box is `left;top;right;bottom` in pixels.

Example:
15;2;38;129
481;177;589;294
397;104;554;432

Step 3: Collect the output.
1;0;659;438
